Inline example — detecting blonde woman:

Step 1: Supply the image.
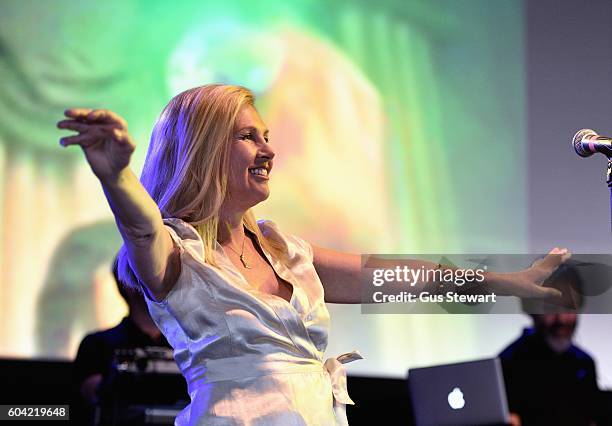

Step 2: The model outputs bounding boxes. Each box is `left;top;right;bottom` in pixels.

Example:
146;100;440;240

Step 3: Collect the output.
58;84;569;426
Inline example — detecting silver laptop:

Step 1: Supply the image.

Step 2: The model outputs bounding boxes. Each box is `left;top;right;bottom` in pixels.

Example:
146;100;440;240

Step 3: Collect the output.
408;358;509;426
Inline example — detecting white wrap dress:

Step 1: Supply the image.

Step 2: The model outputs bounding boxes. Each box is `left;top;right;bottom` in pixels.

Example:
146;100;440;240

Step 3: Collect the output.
140;217;361;426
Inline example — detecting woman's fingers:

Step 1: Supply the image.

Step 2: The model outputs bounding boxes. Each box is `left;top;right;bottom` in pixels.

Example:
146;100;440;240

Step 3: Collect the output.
548;247;568;255
59;126;134;152
59;124;105;146
59;108;135;180
561;251;572;263
57;119;93;133
522;247;573;300
64;108;91;117
64;108;94;120
64;108;127;128
85;109;128;128
59;132;98;147
537;248;571;270
57;119;116;133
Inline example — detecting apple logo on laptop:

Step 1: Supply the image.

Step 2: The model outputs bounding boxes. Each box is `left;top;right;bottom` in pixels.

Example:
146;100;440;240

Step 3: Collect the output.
447;387;465;410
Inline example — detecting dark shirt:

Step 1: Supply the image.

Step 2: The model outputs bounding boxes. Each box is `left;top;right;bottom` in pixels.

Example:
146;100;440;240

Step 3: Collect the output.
73;316;171;387
72;316;172;425
499;327;599;426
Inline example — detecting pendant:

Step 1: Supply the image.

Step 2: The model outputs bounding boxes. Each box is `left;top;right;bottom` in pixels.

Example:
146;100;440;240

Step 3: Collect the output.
239;254;251;269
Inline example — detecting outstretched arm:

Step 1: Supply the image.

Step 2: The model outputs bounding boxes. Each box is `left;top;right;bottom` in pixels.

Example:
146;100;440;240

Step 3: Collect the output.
313;245;569;304
313;246;449;304
58;109;179;301
312;246;362;303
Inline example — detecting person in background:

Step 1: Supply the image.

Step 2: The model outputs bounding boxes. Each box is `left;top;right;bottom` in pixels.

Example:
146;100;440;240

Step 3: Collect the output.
72;258;173;424
499;263;600;426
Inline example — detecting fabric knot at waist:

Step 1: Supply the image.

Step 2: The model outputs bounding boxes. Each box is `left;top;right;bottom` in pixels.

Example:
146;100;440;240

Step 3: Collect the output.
184;350;363;424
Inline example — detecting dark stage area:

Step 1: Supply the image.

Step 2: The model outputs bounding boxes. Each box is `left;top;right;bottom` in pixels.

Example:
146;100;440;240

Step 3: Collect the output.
0;358;414;425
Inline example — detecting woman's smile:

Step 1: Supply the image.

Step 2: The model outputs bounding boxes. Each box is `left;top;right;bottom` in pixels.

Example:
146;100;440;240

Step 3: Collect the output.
248;166;270;180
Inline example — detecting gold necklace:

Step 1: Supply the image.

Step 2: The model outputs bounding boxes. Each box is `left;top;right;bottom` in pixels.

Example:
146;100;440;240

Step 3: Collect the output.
224;233;251;269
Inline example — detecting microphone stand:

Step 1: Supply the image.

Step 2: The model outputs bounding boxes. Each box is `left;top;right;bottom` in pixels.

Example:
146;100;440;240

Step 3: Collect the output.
606;156;612;232
573;129;612;232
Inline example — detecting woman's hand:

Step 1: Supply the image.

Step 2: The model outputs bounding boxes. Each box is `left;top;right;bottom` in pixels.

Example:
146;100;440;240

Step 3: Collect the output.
57;108;177;299
57;108;135;181
490;247;571;299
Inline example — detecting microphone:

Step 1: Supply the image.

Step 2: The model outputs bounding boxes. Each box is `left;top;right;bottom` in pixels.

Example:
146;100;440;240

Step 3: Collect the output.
573;129;612;157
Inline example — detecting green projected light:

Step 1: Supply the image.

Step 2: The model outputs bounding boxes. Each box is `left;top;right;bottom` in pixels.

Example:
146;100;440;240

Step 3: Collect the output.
0;0;525;377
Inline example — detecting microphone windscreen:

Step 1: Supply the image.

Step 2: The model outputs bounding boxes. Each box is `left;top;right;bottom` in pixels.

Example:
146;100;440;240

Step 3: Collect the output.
572;128;597;157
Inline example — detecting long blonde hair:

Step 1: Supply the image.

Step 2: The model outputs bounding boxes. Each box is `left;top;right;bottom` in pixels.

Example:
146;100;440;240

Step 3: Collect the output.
118;84;286;290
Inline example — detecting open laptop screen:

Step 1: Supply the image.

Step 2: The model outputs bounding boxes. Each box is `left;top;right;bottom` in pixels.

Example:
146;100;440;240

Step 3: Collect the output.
408;358;509;426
